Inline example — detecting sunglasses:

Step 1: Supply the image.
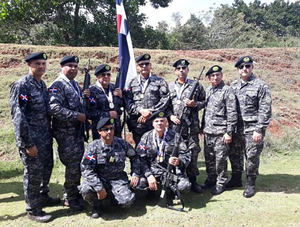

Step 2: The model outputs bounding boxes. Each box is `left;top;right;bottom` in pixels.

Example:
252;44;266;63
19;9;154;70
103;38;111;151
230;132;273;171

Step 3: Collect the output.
100;126;115;132
100;73;111;77
238;64;251;69
176;66;187;70
138;62;150;67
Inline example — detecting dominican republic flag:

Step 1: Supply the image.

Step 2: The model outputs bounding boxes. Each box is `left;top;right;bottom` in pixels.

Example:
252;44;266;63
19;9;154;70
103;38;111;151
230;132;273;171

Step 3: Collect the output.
116;0;137;90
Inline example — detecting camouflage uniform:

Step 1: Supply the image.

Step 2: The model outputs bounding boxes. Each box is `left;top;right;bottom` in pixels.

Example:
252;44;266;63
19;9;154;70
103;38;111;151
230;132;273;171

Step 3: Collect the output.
136;129;191;193
79;137;139;207
10;74;53;212
229;74;272;177
87;82;123;139
202;80;237;187
125;74;169;145
48;73;85;202
168;79;206;178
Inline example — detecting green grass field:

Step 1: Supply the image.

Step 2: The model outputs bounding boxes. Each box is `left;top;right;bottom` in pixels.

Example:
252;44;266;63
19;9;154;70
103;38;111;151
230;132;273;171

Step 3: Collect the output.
0;150;299;227
0;44;300;226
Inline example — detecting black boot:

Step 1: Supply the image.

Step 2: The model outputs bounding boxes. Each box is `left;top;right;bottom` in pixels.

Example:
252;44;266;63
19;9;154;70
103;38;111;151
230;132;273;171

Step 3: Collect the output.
190;176;203;193
91;202;101;219
211;185;225;195
67;199;84;211
243;176;256;198
40;194;61;207
27;209;52;223
226;172;242;189
201;179;216;190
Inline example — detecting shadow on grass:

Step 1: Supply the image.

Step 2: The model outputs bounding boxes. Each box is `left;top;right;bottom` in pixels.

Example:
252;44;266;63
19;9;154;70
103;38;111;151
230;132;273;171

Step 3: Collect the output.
256;174;300;194
0;182;64;203
0;212;27;222
0;166;23;179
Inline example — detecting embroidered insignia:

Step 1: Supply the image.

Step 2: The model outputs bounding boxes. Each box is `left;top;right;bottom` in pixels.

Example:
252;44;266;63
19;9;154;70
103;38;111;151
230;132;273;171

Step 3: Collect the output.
243;57;250;63
105;65;111;71
86;154;96;163
138;144;146;151
213;66;219;71
144;54;150;59
88;97;97;104
48;87;58;93
19;94;29;102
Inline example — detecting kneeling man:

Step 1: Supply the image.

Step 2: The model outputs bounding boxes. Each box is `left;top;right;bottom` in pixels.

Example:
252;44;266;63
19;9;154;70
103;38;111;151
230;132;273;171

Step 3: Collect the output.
79;118;140;218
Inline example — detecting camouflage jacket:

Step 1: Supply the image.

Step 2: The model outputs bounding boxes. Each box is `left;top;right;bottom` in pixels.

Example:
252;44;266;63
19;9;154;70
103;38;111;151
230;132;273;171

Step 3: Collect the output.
202;80;238;135
81;137;140;192
87;82;123;138
124;74;169;129
168;79;206;135
231;74;272;133
10;73;52;148
136;129;191;178
48;73;83;136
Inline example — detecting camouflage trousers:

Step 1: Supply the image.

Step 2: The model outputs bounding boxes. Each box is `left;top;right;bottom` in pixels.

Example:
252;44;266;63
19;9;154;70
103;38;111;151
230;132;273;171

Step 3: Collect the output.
204;134;228;187
184;134;201;177
19;142;53;211
229;132;264;176
55;133;84;201
79;172;135;207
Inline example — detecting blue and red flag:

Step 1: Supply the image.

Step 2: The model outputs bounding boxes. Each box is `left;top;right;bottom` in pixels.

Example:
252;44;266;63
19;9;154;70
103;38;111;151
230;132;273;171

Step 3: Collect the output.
116;0;137;90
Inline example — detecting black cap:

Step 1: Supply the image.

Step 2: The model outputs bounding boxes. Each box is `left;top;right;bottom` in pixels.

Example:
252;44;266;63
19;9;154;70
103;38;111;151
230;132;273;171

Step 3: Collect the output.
25;52;47;62
149;111;166;121
135;54;151;63
206;65;222;76
173;59;190;68
94;64;111;76
234;56;253;67
96;118;115;130
60;55;79;66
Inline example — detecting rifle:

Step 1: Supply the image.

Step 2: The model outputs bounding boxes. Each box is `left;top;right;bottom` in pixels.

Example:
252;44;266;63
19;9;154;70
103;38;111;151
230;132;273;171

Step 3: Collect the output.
81;57;91;142
173;66;205;133
158;127;185;212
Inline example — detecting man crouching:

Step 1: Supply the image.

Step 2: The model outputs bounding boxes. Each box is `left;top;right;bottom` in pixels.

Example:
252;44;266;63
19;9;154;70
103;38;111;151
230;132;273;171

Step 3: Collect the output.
136;112;191;203
79;118;140;218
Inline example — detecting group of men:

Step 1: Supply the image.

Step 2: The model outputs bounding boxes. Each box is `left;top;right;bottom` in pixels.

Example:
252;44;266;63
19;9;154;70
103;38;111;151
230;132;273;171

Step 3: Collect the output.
10;51;271;222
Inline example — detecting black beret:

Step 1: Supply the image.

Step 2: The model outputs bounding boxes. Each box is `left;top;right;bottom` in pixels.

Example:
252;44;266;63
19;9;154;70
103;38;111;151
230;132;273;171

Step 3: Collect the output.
234;56;253;67
25;52;47;62
94;64;111;76
173;59;190;68
60;55;79;66
135;54;151;63
96;117;115;130
149;111;166;121
206;65;222;76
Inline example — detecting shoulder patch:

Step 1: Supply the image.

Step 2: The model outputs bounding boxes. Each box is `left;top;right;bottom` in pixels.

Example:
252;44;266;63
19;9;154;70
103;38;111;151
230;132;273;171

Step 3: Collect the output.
83;154;96;165
138;144;146;152
88;97;97;104
19;94;29;102
48;87;58;93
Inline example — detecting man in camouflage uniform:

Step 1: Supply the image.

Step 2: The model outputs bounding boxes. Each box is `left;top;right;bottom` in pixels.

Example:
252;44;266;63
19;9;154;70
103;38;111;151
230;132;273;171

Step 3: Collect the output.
49;55;89;210
87;64;123;139
79;117;139;218
125;53;169;145
168;59;206;193
228;56;272;198
136;112;191;200
201;65;237;195
10;52;60;223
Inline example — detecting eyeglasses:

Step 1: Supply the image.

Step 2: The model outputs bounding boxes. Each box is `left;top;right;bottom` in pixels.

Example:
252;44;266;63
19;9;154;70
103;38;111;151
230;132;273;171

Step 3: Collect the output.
238;64;251;69
138;62;150;67
176;66;187;70
101;126;115;132
100;73;111;77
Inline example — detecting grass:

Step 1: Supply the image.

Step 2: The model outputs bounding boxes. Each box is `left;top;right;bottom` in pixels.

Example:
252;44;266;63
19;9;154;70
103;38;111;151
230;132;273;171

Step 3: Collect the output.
0;151;300;227
0;44;300;225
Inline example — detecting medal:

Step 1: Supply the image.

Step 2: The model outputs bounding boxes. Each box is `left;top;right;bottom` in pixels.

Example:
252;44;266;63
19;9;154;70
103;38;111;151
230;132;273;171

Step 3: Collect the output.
176;99;181;105
159;156;164;163
109;103;114;109
140;94;144;99
109;156;115;163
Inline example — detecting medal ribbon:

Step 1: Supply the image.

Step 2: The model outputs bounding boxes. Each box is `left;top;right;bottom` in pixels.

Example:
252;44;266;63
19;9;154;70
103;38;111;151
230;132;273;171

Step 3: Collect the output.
152;129;168;162
174;78;189;100
138;73;152;94
96;81;114;108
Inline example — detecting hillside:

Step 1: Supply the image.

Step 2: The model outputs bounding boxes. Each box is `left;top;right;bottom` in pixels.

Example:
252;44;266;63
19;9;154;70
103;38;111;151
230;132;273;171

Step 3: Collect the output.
0;44;299;159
